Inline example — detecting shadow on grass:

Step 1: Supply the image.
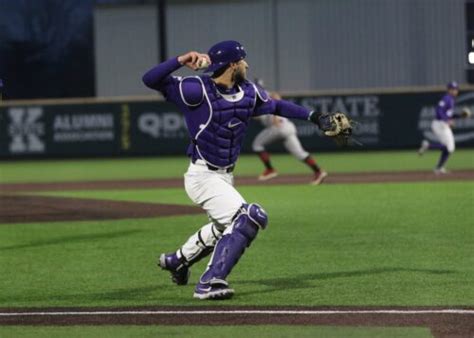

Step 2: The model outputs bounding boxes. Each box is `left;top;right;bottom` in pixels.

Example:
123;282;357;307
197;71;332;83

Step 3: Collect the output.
236;267;456;297
0;229;143;251
0;284;190;305
0;267;457;306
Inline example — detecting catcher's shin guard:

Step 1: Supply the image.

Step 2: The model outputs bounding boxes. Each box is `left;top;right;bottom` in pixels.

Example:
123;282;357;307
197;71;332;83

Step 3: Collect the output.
195;203;268;298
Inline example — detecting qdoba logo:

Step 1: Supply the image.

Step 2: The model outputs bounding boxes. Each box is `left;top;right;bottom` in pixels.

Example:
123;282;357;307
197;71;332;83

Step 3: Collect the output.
138;112;187;138
8;107;45;153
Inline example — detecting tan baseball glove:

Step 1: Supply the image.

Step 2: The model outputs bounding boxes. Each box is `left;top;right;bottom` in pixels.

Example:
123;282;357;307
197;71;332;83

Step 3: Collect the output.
312;112;354;146
461;107;472;118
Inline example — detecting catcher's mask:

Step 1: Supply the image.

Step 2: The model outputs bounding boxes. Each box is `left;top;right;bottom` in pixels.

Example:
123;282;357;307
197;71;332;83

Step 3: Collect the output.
204;40;246;74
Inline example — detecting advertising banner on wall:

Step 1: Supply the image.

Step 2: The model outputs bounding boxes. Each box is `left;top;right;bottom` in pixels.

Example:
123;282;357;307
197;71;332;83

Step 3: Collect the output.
1;89;473;158
287;90;474;151
0;104;121;157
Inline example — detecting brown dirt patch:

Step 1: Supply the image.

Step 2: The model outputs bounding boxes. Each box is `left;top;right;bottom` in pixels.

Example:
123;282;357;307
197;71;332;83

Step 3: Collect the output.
237;169;474;186
1;170;472;224
0;306;472;337
1;170;473;193
0;195;201;224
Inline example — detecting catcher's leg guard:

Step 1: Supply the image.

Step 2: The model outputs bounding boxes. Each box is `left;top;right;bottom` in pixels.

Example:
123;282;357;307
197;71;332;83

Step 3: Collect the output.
194;203;268;300
159;222;222;285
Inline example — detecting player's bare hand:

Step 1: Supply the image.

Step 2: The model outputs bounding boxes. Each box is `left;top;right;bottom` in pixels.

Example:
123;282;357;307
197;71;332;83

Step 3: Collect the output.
178;51;211;71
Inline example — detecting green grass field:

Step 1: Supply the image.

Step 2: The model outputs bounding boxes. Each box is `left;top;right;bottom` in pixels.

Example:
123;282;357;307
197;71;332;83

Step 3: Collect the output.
0;325;433;338
0;150;473;337
1;149;473;183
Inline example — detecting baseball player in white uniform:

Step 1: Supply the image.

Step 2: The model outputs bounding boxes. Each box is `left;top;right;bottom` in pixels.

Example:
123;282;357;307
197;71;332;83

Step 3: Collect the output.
418;81;471;174
253;92;328;184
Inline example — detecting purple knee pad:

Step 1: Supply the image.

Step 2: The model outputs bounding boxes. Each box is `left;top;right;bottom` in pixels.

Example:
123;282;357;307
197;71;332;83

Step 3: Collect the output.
246;203;268;229
199;203;268;283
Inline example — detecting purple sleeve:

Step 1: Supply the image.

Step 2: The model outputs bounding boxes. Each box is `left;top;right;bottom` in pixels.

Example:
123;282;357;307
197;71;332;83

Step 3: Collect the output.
275;100;312;120
435;95;453;121
254;98;311;120
142;57;182;98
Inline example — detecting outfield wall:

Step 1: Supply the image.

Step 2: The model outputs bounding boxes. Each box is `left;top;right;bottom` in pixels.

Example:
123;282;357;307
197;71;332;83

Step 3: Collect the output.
1;87;474;158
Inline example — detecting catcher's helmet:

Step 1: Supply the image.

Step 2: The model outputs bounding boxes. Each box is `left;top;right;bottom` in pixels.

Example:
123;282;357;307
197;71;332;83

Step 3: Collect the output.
204;40;246;73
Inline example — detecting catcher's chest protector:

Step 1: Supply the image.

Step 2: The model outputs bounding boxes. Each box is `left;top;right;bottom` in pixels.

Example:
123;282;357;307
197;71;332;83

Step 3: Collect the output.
192;77;256;167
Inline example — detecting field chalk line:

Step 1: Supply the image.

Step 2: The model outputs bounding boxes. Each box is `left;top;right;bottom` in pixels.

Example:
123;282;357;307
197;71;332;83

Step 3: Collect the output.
1;309;474;316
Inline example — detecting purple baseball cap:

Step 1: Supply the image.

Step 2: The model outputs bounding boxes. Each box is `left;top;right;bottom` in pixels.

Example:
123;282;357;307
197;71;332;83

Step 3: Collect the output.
447;81;459;90
204;40;246;73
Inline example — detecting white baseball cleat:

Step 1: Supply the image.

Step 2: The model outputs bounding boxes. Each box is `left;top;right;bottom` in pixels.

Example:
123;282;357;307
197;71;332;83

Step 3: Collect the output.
258;169;278;181
418;140;429;156
433;167;449;175
193;279;234;300
310;170;328;185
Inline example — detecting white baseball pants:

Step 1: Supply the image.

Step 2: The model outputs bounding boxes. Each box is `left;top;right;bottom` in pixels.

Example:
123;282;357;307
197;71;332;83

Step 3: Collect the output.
252;123;309;160
431;120;455;153
179;160;246;261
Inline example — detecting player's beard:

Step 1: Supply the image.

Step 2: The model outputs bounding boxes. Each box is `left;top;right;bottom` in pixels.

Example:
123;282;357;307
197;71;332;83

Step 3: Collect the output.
232;68;246;85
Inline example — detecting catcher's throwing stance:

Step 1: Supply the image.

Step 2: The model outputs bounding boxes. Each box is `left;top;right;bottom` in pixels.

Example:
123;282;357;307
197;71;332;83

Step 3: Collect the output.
418;81;472;174
253;91;327;184
142;40;352;300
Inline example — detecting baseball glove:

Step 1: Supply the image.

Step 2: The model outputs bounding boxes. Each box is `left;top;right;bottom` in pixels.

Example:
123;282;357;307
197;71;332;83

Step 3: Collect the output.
461;107;472;118
312;112;353;146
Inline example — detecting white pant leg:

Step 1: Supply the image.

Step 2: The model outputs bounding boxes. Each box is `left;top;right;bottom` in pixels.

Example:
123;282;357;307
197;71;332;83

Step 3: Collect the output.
178;161;246;263
282;123;309;160
184;161;246;230
252;126;284;152
431;120;455;152
179;222;222;263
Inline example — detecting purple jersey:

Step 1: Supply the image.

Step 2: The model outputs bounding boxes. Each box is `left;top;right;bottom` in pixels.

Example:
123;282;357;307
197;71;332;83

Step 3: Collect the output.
143;58;312;167
435;94;455;121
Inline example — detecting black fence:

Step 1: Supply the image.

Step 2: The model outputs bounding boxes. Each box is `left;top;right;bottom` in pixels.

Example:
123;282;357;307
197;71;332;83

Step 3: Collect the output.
1;90;473;158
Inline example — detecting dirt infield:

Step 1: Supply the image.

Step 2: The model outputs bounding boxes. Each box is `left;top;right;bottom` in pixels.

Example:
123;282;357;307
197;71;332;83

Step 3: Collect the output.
0;195;201;224
0;306;473;337
1;170;473;224
1;169;473;193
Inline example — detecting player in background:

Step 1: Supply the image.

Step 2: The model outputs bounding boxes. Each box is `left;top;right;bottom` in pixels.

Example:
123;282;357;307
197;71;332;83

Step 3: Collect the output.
252;90;328;184
418;81;472;174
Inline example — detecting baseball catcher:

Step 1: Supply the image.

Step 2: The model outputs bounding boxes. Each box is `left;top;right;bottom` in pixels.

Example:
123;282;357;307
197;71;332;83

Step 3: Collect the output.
143;40;354;300
310;111;353;146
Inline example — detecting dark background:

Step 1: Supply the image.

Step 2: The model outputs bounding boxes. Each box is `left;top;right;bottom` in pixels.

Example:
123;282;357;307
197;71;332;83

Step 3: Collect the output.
0;0;95;99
